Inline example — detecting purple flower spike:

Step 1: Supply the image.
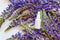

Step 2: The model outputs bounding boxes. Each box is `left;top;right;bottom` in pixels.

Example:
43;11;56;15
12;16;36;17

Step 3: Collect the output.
17;32;21;36
1;0;60;40
54;31;60;38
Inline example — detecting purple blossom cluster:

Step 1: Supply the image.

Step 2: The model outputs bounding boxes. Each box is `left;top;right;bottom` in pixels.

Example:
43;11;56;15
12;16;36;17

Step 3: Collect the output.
0;0;60;40
6;0;60;31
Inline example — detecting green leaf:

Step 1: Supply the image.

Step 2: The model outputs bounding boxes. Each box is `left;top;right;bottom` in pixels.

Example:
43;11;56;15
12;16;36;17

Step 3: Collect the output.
40;10;43;20
0;18;4;27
